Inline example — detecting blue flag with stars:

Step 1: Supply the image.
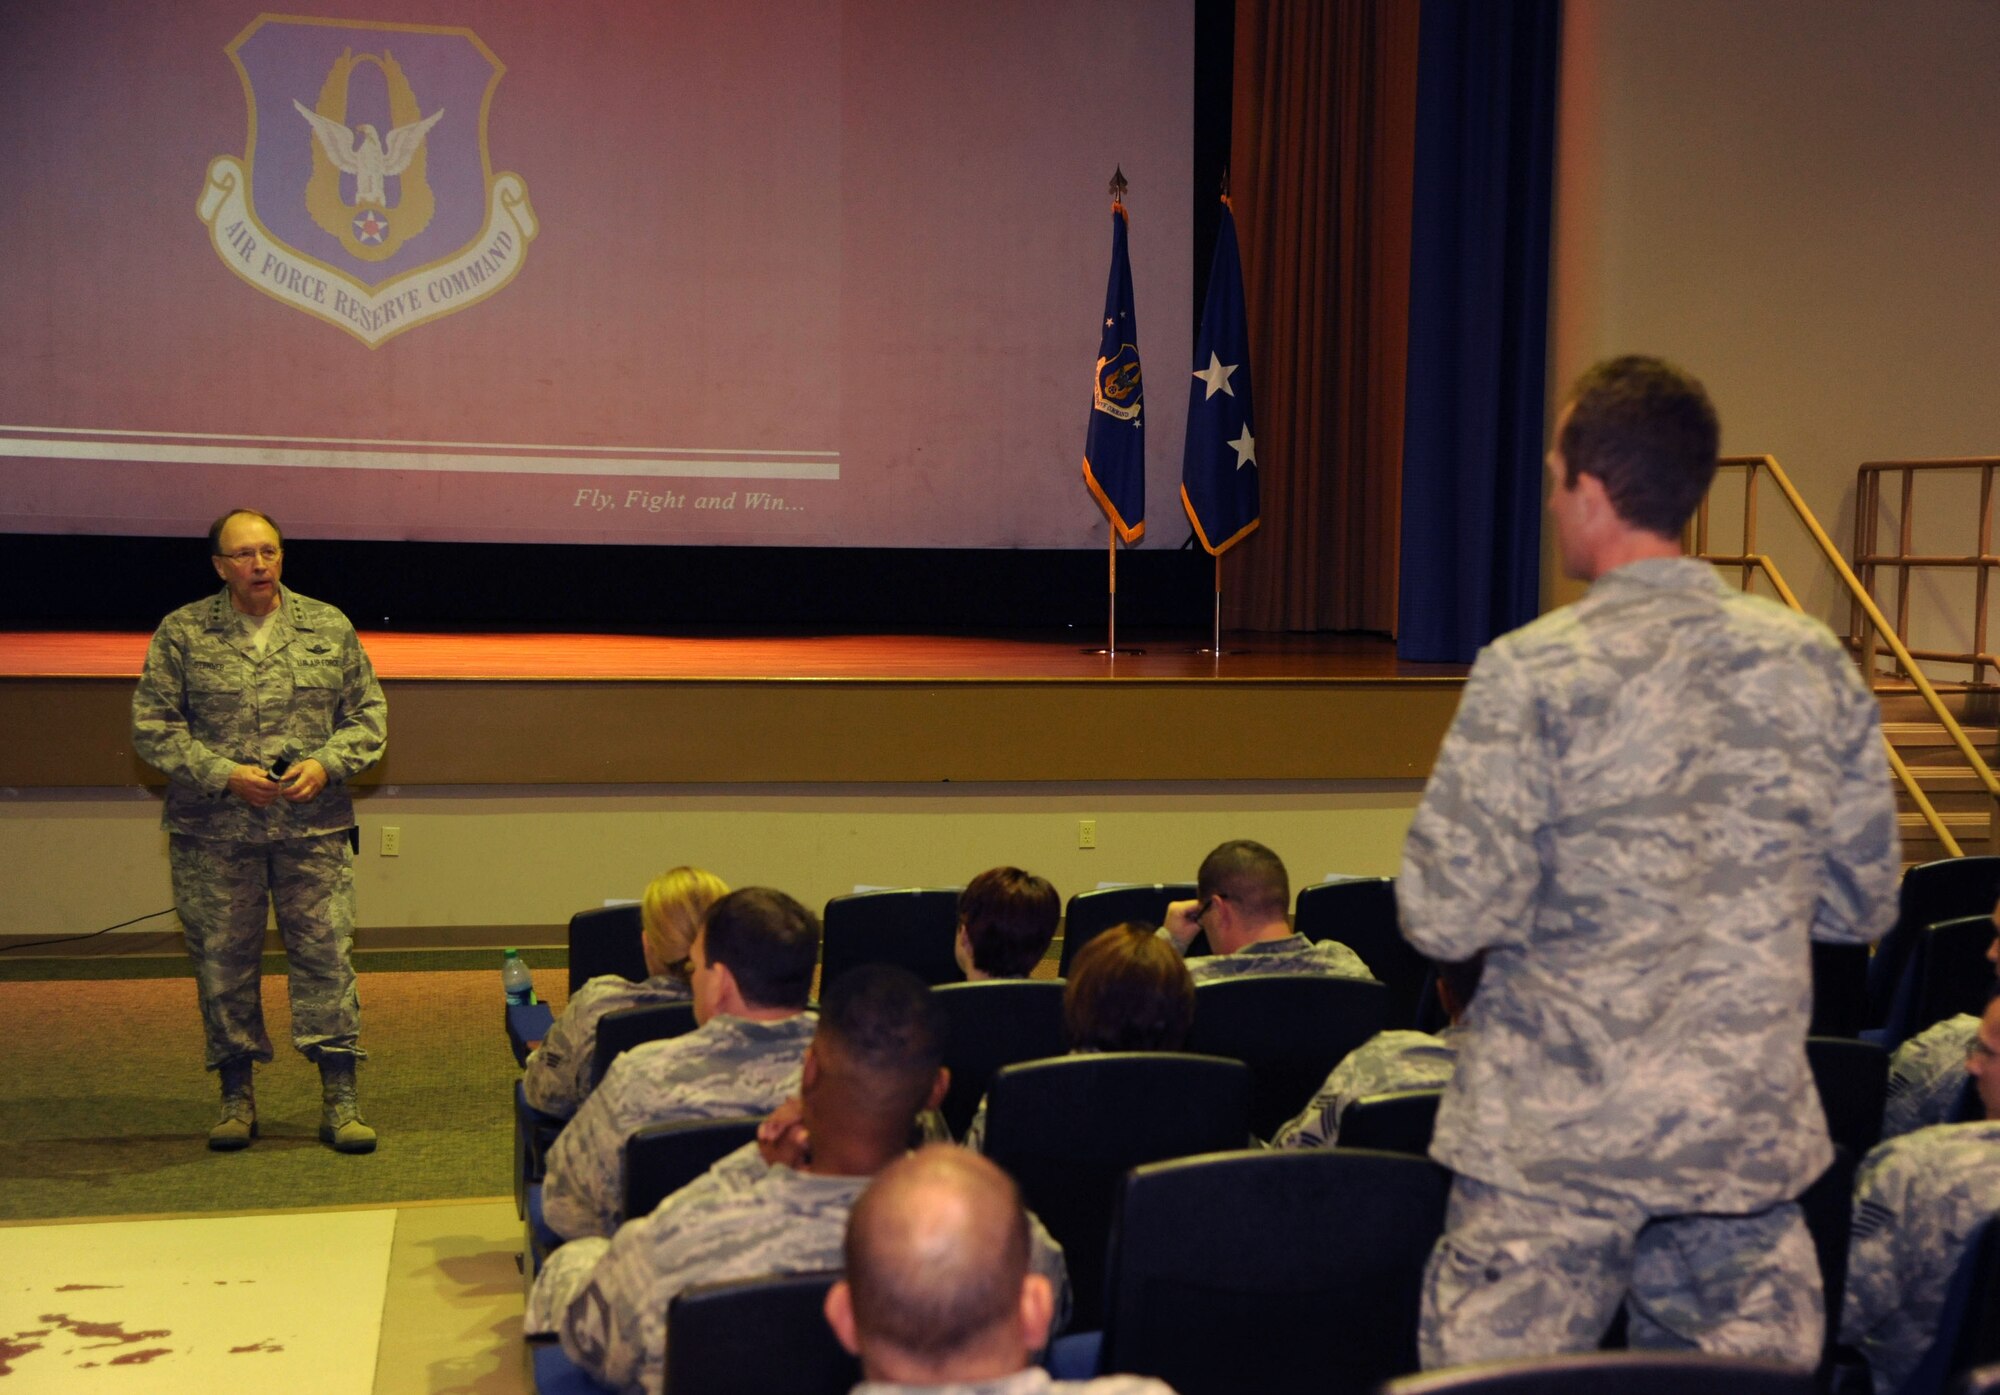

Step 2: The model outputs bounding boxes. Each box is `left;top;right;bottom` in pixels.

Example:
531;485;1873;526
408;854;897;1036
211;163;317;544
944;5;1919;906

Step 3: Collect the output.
1181;196;1259;554
1083;201;1145;543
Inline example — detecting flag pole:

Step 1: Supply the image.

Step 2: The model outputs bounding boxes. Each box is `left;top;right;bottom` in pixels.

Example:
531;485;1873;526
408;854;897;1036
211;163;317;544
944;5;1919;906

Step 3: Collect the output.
1210;168;1226;661
1212;551;1221;656
1109;531;1118;656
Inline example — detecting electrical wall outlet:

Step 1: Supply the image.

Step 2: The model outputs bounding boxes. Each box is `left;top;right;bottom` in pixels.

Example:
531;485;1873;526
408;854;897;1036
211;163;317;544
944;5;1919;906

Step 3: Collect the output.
380;826;402;857
1078;819;1097;849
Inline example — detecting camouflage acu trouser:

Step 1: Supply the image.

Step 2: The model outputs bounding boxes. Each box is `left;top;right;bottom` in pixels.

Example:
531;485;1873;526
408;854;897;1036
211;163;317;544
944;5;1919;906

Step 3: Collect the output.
1419;1175;1823;1371
169;831;364;1069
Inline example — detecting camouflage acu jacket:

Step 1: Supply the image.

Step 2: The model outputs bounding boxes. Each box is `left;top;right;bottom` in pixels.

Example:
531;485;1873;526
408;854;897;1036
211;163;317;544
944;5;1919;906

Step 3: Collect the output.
1269;1026;1460;1149
1841;1121;2000;1395
131;585;386;841
1171;931;1376;985
523;974;695;1119
530;1143;1072;1395
1400;558;1900;1210
541;1011;816;1239
1882;1014;1979;1142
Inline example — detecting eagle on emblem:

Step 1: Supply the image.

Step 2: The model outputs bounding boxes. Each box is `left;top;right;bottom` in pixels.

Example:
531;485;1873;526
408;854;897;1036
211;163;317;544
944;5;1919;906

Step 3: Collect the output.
291;98;444;209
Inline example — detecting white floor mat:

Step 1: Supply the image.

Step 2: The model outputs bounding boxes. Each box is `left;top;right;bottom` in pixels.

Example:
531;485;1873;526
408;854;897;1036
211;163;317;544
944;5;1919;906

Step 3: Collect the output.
0;1209;397;1394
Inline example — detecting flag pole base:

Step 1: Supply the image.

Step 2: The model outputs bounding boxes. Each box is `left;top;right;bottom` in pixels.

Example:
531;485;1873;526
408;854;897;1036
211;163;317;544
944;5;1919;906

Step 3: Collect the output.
1081;646;1148;656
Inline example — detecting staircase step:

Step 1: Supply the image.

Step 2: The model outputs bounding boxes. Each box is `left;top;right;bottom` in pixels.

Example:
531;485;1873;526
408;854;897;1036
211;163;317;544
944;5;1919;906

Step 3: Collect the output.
1882;722;2000;744
1902;768;1999;792
1897;809;1991;832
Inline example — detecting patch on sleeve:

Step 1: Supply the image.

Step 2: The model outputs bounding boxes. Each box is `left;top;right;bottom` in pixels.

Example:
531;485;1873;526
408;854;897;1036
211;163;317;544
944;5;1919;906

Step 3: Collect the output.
1850;1197;1894;1243
567;1282;613;1368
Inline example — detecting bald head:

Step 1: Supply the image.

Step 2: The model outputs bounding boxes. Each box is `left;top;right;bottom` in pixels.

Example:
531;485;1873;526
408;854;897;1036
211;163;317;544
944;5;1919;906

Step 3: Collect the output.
838;1147;1038;1372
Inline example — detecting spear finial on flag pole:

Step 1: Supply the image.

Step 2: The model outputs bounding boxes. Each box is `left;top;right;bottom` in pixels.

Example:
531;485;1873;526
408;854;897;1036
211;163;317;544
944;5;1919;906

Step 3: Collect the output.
1082;168;1146;656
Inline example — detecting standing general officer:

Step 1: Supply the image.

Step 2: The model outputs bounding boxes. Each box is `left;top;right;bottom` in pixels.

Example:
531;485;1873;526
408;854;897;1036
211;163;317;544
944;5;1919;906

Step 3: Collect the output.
132;509;387;1153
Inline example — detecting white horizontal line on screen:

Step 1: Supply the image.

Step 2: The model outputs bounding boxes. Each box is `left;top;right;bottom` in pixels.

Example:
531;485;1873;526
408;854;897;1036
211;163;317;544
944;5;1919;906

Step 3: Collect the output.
0;423;839;459
0;430;839;480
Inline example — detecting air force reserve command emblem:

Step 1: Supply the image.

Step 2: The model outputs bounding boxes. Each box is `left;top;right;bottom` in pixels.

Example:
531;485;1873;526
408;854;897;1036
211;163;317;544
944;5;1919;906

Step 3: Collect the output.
197;14;536;348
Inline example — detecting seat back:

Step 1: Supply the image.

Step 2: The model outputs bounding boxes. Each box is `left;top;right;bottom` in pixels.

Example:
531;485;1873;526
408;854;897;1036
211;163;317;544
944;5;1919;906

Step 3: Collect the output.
1059;883;1197;975
983;1052;1250;1331
1376;1351;1816;1394
1868;857;2000;1026
1948;1218;2000;1379
932;980;1067;1138
1810;940;1871;1038
1905;1218;2000;1395
568;903;648;995
591;1001;699;1087
514;1079;567;1214
819;888;963;992
1185;975;1392;1138
1101;1148;1450;1395
1797;1145;1859;1369
623;1115;762;1221
663;1271;858;1395
1883;914;2000;1049
1293;878;1431;1029
1336;1087;1444;1157
1805;1036;1887;1157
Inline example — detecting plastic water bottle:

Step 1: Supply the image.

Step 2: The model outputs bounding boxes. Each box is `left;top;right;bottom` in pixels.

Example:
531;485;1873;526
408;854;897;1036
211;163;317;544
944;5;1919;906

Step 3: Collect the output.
502;947;535;1005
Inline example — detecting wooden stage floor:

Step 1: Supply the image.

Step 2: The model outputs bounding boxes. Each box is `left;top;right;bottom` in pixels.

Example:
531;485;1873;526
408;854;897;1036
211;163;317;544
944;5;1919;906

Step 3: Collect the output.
0;628;1466;682
0;629;1469;787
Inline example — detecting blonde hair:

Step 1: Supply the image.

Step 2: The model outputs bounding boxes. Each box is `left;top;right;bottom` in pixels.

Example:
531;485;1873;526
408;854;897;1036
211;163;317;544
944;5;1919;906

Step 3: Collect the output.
641;867;729;978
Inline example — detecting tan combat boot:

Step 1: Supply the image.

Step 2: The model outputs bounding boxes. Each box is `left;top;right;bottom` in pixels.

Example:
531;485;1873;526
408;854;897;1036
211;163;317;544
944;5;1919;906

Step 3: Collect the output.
208;1058;257;1151
317;1055;377;1154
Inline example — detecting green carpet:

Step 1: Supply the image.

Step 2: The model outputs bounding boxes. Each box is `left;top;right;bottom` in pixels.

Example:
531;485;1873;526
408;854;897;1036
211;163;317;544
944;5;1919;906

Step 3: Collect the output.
0;961;569;1222
0;947;564;981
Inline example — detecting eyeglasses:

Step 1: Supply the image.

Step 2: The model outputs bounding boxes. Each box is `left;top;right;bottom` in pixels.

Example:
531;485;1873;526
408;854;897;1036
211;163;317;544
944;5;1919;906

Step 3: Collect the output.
1195;892;1229;921
219;546;282;565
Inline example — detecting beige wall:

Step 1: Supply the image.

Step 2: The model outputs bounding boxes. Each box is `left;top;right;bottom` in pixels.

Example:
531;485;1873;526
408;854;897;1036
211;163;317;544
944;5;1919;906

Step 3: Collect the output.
1;782;1422;944
1551;0;2000;649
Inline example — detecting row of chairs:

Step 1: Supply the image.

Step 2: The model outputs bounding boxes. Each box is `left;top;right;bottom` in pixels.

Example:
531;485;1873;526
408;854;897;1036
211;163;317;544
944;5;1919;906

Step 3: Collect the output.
563;863;1983;1047
517;967;1899;1206
535;1146;1442;1395
514;974;1393;1221
534;1144;2000;1395
563;876;1433;1023
531;1029;1892;1340
514;977;1900;1262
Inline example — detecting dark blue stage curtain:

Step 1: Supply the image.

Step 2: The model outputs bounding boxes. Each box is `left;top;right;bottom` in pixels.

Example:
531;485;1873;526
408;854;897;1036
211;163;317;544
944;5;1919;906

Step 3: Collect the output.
1396;0;1561;664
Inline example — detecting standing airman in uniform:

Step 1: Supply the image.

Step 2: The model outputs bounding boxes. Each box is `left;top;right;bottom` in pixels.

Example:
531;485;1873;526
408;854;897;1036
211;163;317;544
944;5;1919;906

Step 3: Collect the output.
132;509;387;1152
1399;358;1900;1368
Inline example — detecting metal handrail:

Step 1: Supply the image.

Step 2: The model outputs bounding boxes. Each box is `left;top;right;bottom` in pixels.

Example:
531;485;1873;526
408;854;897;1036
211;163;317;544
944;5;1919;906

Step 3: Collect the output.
1690;454;2000;857
1853;458;2000;689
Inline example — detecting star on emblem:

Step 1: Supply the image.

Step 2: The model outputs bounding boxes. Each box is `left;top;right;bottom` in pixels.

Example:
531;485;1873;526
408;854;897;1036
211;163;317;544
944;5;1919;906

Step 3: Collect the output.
1192;352;1237;400
1229;426;1257;471
353;208;389;244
